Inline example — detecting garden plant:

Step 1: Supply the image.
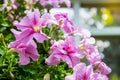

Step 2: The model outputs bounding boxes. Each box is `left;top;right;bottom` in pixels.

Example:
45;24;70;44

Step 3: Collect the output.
0;0;111;80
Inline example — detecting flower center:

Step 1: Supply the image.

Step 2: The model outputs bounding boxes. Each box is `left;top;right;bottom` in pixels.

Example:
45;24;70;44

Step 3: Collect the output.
59;20;64;25
63;45;75;54
79;44;84;50
34;26;40;32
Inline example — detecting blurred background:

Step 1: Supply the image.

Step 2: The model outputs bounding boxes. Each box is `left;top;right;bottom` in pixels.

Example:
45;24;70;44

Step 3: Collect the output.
50;0;120;79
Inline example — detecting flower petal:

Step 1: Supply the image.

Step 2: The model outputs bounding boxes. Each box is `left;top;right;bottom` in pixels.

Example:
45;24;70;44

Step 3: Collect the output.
45;54;60;65
27;9;40;25
34;32;49;43
11;29;21;40
26;40;39;61
99;62;112;75
18;49;30;65
13;17;33;31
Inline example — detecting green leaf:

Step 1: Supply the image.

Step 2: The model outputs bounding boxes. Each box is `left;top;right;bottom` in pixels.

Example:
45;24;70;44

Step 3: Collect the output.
111;73;119;80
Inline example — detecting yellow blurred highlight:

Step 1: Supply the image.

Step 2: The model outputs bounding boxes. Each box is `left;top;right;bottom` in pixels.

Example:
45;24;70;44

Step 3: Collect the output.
79;44;84;50
110;73;119;80
101;8;114;25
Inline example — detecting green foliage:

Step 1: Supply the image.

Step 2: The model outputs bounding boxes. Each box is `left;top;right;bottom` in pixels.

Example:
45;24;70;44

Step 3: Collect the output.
110;73;120;80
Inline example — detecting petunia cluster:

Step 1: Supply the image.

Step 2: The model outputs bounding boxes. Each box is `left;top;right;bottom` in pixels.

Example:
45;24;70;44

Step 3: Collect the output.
8;0;111;79
1;0;70;11
46;27;111;80
39;0;71;8
0;0;19;11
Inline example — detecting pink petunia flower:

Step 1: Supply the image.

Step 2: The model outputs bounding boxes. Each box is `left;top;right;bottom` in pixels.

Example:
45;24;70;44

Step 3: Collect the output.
10;0;19;10
39;0;59;7
8;29;39;65
45;36;81;68
79;37;102;64
99;62;111;75
9;40;39;65
65;63;94;80
94;62;111;75
93;73;108;80
54;13;74;33
39;0;71;8
13;9;51;43
65;63;109;80
73;27;91;39
0;0;19;11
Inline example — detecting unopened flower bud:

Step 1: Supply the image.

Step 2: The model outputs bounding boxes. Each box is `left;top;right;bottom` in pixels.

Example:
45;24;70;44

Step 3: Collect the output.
44;73;50;80
7;48;16;54
0;33;4;41
10;72;14;80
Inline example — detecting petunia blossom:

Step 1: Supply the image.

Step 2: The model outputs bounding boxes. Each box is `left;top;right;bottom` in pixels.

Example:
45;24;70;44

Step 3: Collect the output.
8;40;39;65
73;27;91;39
0;0;19;11
39;0;59;7
65;63;109;80
45;36;81;68
99;62;111;75
39;0;71;8
94;62;111;75
10;0;19;10
93;73;108;80
65;63;94;80
54;13;74;33
78;37;102;65
13;9;51;43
